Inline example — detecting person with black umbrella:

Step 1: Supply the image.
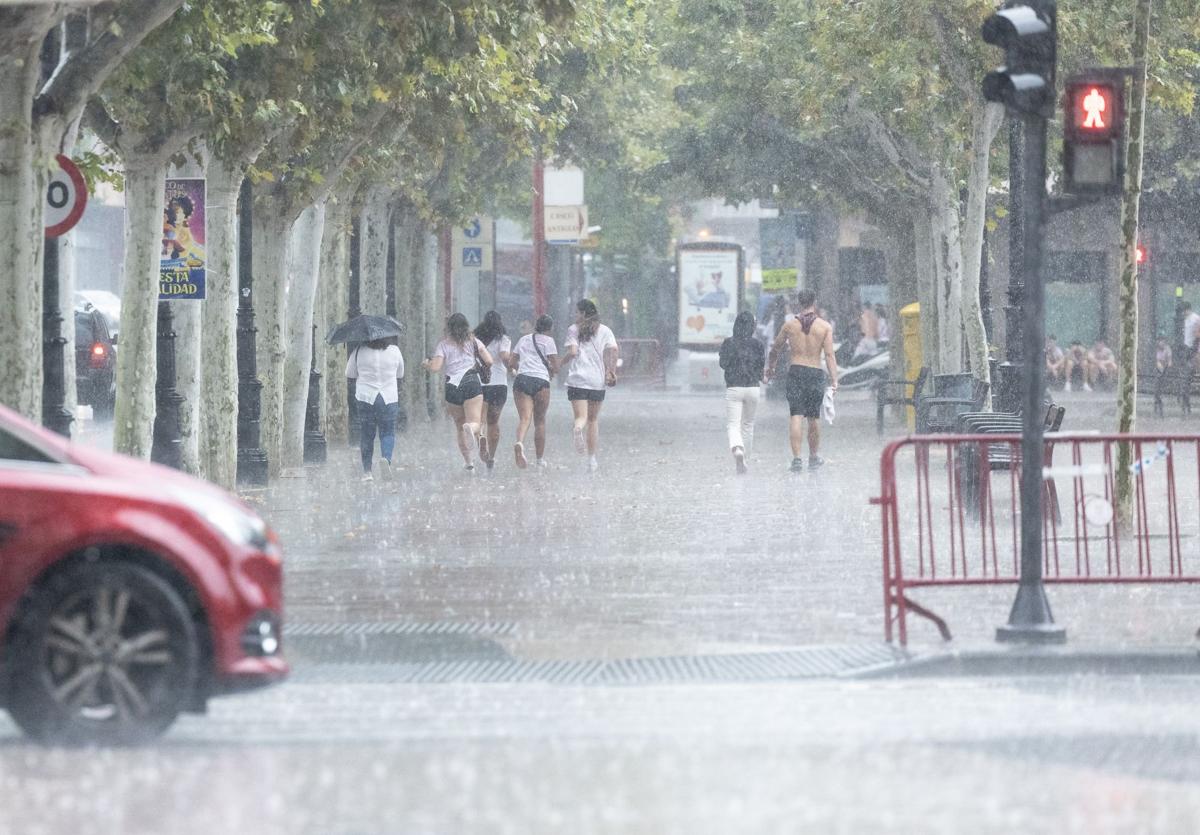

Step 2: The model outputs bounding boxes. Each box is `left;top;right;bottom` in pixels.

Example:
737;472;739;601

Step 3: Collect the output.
345;336;404;481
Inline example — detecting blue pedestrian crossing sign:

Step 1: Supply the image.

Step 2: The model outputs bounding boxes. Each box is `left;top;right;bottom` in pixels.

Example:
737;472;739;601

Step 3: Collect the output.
462;247;483;268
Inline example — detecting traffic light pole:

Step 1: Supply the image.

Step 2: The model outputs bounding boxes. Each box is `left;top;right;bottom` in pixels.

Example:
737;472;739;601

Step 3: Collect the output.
997;112;1066;644
996;116;1025;414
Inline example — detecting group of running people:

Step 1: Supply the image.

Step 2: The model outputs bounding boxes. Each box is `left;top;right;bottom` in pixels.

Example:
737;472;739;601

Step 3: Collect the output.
348;299;618;479
348;290;838;480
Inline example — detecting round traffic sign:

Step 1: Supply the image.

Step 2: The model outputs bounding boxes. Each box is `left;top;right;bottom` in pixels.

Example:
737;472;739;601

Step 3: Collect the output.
44;154;87;238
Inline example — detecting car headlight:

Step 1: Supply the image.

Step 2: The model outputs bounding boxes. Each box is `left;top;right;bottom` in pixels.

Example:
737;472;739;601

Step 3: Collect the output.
184;492;273;552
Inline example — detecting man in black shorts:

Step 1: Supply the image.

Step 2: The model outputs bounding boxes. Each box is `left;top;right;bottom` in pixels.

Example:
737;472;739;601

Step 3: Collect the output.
765;289;838;472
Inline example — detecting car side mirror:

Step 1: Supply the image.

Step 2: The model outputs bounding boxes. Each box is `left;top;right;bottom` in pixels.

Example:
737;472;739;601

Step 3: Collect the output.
110;334;117;346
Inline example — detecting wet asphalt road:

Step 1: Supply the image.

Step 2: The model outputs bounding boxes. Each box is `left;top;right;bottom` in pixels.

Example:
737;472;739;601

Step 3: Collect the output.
4;386;1199;832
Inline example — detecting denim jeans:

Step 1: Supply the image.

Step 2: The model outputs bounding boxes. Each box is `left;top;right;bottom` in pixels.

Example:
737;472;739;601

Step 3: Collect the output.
360;394;399;472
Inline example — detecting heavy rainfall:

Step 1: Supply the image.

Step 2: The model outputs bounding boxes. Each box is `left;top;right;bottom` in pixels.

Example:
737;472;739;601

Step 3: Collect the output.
1;0;1200;832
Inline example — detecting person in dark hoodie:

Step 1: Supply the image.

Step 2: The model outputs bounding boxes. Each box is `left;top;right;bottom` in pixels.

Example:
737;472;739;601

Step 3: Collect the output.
719;310;766;474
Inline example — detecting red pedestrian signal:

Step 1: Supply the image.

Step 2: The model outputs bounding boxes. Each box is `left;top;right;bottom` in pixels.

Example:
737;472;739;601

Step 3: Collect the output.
1063;75;1125;195
1136;244;1146;264
1067;82;1118;139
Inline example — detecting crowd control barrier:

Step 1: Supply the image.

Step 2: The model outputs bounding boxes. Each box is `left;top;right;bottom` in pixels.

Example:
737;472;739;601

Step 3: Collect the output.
872;433;1200;646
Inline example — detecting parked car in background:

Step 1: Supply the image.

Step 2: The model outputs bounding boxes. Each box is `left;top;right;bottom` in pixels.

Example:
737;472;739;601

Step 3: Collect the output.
0;405;287;744
74;306;116;419
74;289;121;339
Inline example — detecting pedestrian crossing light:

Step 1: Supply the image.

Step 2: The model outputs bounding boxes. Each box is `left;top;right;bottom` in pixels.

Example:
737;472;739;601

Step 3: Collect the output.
1063;77;1124;195
981;1;1057;116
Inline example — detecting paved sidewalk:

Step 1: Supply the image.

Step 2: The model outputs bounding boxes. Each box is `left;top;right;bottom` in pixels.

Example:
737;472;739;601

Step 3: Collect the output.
251;385;1200;660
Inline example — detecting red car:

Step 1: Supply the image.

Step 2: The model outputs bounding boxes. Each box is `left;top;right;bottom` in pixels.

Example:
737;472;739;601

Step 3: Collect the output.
0;404;286;744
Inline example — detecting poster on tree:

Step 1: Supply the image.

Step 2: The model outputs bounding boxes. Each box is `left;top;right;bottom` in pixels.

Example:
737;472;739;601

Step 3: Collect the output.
159;178;206;300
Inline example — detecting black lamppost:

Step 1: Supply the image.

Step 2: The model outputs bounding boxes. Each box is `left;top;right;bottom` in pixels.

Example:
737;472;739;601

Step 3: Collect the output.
42;236;73;436
303;323;327;464
235;177;269;485
150;301;184;468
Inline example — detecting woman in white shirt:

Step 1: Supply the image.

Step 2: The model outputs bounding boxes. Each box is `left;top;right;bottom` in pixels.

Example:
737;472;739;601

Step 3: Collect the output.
473;311;512;472
508;314;558;469
421;313;493;471
345;337;404;481
561;299;618;473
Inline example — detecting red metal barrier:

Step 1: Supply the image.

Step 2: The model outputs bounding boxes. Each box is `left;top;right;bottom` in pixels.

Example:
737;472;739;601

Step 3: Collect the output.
615;339;666;387
873;433;1200;646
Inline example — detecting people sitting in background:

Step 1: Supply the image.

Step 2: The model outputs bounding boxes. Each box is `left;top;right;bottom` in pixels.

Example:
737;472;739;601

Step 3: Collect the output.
1087;339;1118;389
1045;335;1066;387
1156;336;1173;374
853;301;880;359
1155;334;1173;418
1063;340;1088;392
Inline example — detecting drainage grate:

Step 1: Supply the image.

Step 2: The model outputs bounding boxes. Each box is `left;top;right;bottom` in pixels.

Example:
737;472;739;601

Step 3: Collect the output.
288;643;908;685
284;621;516;638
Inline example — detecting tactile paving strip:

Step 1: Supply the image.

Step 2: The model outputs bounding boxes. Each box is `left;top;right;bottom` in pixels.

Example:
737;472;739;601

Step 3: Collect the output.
284;626;907;685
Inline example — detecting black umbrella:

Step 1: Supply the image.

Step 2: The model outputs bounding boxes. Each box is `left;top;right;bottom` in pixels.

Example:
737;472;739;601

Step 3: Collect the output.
326;314;405;345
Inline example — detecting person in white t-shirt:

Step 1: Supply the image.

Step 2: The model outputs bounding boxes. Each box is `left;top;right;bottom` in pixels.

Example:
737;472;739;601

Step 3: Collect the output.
421;313;493;472
508;314;559;469
561;299;619;472
345;337;404;481
473;311;512;472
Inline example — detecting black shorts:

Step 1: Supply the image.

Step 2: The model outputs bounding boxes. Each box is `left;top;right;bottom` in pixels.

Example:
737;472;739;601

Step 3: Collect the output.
482;385;508;407
786;365;825;418
513;374;550;397
445;371;483;406
567;386;606;403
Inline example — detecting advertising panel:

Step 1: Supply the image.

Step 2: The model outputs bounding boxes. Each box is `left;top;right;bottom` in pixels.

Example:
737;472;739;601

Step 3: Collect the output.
160;178;206;300
677;243;743;348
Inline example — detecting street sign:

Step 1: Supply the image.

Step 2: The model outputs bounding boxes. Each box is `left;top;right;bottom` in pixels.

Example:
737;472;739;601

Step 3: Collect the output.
545;204;587;245
452;215;493;271
44;154;87;238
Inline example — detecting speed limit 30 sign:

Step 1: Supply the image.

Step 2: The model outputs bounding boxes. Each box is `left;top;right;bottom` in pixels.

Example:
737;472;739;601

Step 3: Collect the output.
44;154;88;238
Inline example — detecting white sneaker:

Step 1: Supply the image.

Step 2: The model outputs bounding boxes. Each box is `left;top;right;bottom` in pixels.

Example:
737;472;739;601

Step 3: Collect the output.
514;442;528;469
573;426;586;454
378;459;392;482
588;456;599;473
1064;382;1072;392
537;458;548;470
1083;383;1093;392
361;472;373;482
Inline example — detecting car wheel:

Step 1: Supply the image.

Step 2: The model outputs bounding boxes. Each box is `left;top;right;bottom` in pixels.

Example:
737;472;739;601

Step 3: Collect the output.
6;560;200;745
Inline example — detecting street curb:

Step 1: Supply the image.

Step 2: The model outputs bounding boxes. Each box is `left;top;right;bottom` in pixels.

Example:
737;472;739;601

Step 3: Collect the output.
852;646;1200;678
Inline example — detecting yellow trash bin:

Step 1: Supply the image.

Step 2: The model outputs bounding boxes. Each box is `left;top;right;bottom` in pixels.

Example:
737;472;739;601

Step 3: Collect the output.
900;303;922;429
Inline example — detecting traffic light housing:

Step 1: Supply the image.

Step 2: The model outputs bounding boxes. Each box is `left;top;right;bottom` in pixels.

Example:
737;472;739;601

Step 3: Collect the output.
981;1;1057;116
1063;76;1125;195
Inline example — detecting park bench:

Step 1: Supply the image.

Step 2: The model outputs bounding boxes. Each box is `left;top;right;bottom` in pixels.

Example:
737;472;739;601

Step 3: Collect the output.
876;366;929;436
916;373;990;434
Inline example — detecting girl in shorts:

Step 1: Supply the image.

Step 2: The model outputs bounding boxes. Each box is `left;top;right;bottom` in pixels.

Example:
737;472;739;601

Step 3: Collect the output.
421;313;493;471
508;314;558;469
473;311;511;471
561;300;618;473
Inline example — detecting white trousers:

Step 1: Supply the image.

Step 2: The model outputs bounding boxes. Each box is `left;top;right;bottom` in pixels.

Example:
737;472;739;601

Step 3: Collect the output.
725;386;760;452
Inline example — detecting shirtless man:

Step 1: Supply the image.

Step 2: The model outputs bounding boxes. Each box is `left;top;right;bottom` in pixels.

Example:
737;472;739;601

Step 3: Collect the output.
765;289;838;472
